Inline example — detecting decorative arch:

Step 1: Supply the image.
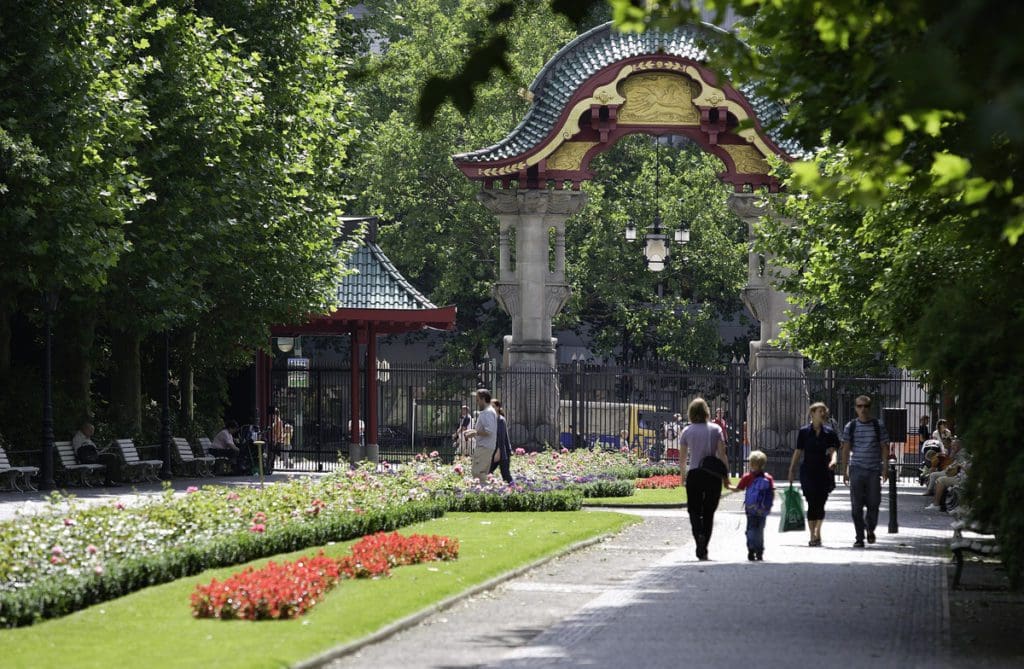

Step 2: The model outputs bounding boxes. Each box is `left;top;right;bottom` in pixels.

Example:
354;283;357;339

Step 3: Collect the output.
453;22;797;192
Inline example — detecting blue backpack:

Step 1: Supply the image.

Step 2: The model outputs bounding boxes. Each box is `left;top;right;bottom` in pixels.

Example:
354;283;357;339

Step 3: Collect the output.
744;474;774;517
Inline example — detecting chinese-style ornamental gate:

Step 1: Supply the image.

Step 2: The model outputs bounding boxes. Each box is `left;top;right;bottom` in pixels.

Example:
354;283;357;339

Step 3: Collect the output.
453;22;806;449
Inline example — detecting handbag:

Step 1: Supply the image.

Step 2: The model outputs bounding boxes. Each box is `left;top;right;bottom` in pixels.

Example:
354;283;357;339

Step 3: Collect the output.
779;486;806;532
699;455;728;480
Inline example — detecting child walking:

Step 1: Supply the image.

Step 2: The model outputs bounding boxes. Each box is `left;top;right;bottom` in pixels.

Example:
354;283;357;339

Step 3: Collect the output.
730;450;775;561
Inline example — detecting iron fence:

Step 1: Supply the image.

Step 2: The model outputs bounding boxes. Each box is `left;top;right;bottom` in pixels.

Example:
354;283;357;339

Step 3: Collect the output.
268;361;942;482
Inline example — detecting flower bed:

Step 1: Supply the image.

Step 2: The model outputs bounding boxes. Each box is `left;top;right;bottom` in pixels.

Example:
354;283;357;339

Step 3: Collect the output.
0;448;650;627
635;475;683;490
191;533;459;620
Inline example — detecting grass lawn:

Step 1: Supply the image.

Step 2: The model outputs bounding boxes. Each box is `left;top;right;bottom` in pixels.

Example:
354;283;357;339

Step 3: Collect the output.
583;478;741;506
0;511;638;669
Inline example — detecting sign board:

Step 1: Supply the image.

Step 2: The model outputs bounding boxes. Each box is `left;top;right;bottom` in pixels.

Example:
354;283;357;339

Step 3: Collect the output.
287;357;310;369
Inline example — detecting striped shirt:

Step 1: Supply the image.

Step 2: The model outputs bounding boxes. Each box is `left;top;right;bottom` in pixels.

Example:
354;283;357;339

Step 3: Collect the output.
842;418;889;472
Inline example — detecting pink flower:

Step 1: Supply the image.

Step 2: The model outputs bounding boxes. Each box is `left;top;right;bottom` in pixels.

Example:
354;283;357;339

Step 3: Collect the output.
514;448;526;456
115;502;126;510
63;517;75;526
94;564;105;575
429;450;439;458
86;544;98;555
50;556;63;565
226;491;240;501
51;546;64;556
551;452;559;460
249;523;266;533
253;512;267;523
186;486;199;493
560;447;569;454
453;464;463;475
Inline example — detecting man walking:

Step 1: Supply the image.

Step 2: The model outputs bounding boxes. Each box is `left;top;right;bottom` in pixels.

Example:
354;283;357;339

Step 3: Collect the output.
841;395;889;548
463;389;497;484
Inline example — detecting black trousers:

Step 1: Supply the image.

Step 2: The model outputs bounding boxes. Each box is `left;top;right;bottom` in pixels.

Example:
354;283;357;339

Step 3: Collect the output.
685;468;723;543
489;445;513;483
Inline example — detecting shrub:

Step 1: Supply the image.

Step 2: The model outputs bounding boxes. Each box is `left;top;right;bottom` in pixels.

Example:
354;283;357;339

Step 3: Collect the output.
575;480;635;498
444;489;583;512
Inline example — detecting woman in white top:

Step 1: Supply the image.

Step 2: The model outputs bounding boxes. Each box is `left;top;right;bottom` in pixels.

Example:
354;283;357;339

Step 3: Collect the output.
678;397;730;561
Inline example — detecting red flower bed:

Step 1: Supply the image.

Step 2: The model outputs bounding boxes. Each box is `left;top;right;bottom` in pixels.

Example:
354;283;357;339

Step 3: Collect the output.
191;533;459;620
190;551;341;621
635;475;682;489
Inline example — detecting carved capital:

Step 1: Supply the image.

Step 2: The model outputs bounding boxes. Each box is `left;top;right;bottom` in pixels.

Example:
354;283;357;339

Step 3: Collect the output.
544;283;572;319
727;192;771;221
477;189;588;218
493;282;520;317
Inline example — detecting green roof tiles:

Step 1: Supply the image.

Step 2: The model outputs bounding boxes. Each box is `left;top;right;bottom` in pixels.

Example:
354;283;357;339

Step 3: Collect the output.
455;21;802;164
336;242;437;311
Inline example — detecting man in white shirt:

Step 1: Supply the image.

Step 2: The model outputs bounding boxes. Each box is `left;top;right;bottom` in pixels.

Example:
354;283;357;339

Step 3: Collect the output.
464;389;497;483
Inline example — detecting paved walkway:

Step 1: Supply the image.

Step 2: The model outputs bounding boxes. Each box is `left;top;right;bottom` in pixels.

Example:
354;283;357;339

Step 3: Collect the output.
325;485;977;669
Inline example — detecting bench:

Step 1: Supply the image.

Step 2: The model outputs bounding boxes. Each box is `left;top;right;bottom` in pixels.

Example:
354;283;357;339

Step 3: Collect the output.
0;445;39;491
54;440;106;487
172;437;216;477
112;439;162;482
950;514;1002;588
197;437;232;475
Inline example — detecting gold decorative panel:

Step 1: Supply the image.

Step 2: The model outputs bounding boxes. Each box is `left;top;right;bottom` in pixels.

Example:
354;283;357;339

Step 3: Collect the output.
721;144;770;175
545;141;598;171
618;73;700;125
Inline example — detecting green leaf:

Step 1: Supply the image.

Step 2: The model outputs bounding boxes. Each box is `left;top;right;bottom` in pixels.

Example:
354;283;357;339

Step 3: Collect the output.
930;152;971;186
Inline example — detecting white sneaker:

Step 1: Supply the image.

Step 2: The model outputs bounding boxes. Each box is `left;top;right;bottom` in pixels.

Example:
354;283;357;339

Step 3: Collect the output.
925;503;940;510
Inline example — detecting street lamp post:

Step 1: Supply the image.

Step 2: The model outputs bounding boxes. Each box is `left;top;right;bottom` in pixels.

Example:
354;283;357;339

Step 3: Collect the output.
39;289;59;490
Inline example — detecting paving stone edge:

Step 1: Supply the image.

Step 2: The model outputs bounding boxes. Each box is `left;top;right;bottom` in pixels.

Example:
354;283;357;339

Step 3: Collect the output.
291;530;623;669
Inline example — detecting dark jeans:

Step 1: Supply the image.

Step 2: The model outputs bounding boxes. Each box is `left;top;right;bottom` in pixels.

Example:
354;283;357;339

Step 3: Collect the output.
745;513;766;552
849;465;881;540
686;468;722;545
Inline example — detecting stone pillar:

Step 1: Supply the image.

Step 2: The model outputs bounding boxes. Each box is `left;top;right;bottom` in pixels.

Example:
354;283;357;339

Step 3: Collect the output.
729;193;807;454
478;189;588;448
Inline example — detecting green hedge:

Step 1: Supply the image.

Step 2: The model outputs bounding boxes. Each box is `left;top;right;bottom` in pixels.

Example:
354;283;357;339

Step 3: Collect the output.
443;489;583;512
0;501;446;628
605;464;681;480
574;480;635;498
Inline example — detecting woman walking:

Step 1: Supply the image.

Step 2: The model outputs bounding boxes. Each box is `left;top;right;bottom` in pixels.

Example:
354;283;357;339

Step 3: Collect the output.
788;402;840;546
679;398;730;560
490;400;514;484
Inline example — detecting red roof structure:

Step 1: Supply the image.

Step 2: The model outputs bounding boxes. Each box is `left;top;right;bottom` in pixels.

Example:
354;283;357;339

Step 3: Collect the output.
258;217;456;460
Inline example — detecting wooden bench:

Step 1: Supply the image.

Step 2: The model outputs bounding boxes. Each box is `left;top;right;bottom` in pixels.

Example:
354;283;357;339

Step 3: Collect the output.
950;515;1002;588
172;437;216;477
112;439;162;482
0;445;39;491
54;441;106;487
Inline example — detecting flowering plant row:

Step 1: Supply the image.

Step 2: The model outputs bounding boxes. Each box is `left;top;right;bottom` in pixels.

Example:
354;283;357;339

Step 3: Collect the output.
191;533;458;620
635;475;683;490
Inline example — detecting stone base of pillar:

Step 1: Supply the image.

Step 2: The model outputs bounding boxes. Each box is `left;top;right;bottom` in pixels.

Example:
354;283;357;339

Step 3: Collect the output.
364;443;379;465
500;357;560;450
348;443;363;466
747;348;808;455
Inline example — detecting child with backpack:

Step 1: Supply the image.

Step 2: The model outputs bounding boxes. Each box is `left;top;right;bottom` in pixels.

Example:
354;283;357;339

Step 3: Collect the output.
729;450;775;561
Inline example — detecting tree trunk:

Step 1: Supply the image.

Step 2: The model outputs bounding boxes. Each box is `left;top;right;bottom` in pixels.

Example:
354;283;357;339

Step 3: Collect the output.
0;301;10;381
177;328;196;426
110;328;142;435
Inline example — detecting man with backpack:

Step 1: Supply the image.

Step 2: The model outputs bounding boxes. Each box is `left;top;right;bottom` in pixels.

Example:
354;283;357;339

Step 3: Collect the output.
840;395;890;548
730;449;775;561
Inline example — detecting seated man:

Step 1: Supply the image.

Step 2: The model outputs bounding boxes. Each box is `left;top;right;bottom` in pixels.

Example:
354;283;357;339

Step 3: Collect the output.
209;421;244;473
926;441;969;512
72;422;121;486
923;450;952;494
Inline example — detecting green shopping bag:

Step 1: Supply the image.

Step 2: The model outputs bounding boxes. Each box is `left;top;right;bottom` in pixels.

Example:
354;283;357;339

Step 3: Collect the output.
779;485;806;532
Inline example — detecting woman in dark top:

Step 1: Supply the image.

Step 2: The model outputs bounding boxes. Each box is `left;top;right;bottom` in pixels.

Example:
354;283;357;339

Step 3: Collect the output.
788;402;840;547
489;400;514;484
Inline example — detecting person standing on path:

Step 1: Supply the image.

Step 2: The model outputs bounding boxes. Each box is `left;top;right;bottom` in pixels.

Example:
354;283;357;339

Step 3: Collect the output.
678;397;730;561
463;389;497;484
490;399;514;484
788;402;839;547
730;449;775;561
841;395;889;548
